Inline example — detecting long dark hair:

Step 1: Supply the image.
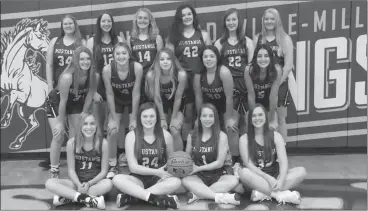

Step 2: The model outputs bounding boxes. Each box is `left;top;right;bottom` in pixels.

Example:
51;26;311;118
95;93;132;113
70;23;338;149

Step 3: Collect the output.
249;44;277;83
219;8;246;51
93;13;119;68
168;4;201;45
201;45;221;67
193;103;221;156
134;102;165;161
247;104;275;164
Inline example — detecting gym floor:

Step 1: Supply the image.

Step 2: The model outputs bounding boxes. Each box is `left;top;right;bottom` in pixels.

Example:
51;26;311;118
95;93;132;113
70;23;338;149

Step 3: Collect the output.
1;154;366;210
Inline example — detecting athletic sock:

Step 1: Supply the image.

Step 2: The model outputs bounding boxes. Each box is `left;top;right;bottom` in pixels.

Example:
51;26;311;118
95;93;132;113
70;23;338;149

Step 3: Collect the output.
50;165;59;171
109;158;117;166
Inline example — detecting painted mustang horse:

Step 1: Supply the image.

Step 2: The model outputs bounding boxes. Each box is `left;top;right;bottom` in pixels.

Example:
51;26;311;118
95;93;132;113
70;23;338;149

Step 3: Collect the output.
1;19;50;150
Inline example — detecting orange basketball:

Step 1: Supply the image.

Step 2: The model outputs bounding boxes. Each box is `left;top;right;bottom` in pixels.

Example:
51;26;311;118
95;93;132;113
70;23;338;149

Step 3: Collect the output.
167;151;193;178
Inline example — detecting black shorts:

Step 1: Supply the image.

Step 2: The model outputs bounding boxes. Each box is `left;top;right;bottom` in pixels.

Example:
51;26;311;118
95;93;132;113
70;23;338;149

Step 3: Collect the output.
195;168;226;186
182;72;196;105
262;162;280;179
115;104;132;114
233;97;248;114
46;89;60;118
130;173;162;189
97;81;107;102
278;80;290;107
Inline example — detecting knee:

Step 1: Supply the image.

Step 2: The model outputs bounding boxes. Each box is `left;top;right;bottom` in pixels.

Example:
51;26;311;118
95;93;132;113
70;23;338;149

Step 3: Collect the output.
181;176;193;187
227;175;240;187
296;166;307;180
112;174;124;185
166;177;182;188
102;179;114;190
238;168;253;181
170;126;181;137
45;178;57;190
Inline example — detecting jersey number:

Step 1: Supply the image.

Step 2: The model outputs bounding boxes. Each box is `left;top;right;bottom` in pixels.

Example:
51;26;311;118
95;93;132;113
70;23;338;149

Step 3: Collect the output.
201;155;207;165
206;93;221;100
103;53;113;66
228;56;241;67
183;46;198;58
58;56;72;66
80;161;92;170
257;90;265;99
142;157;158;168
138;51;151;62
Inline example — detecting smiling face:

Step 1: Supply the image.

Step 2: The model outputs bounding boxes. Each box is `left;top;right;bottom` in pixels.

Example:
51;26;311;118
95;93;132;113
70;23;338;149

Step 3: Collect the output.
159;52;172;73
202;49;217;69
113;46;130;65
225;12;239;32
181;7;194;27
251;106;266;128
136;10;150;29
263;12;276;31
256;48;270;68
100;14;112;33
200;107;215;128
79;52;91;71
141;108;157;129
62;17;76;35
81;115;97;138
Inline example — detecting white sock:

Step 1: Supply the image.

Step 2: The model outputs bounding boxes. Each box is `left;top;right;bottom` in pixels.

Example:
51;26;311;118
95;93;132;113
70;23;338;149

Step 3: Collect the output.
74;192;81;202
214;193;223;203
109;158;117;166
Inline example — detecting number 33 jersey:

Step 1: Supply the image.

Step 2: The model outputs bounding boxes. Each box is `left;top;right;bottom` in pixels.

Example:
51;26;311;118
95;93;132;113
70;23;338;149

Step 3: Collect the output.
74;144;102;183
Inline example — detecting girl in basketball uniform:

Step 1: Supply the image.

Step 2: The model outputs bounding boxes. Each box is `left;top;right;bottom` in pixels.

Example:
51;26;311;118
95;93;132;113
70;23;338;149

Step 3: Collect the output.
102;42;143;178
254;8;295;142
145;48;187;151
237;104;306;204
214;8;254;167
112;102;181;209
193;46;234;130
244;44;281;129
182;103;240;205
40;14;86;171
166;4;212;145
86;13;123;137
46;45;96;178
128;7;163;105
45;113;112;209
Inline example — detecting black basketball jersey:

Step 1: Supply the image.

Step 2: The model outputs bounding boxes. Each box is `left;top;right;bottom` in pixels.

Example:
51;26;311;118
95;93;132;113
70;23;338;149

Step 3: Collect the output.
137;136;166;169
53;37;77;87
130;37;157;74
96;40;114;73
220;40;248;77
253;135;278;175
200;68;226;113
175;30;205;74
257;34;285;67
74;143;101;182
110;60;136;106
160;80;175;102
67;74;90;104
191;132;218;167
251;70;273;110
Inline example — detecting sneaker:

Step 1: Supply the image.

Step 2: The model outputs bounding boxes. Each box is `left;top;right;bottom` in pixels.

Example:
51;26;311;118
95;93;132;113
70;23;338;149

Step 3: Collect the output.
53;195;72;206
49;168;60;179
217;193;241;205
118;153;128;167
156;195;180;209
85;195;106;209
276;190;301;205
116;193;139;208
251;190;271;202
187;192;199;204
232;162;241;178
106;165;118;179
38;158;51;169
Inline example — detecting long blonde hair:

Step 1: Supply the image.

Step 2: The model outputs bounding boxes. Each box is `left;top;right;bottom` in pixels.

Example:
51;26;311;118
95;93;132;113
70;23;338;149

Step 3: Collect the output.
60;14;83;47
145;48;184;101
59;46;96;96
74;113;102;154
260;8;293;56
131;7;160;41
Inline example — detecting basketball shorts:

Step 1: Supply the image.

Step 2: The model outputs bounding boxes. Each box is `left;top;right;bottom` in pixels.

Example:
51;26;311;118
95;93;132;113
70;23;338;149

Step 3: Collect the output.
182;72;196;105
278;80;290;107
262;162;280;179
130;173;162;189
115;103;132;114
195;168;226;186
97;79;107;101
233;76;248;114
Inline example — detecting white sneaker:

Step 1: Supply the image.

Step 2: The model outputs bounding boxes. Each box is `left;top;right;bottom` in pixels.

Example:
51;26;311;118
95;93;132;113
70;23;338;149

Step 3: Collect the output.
53;195;72;206
85;195;106;210
187;192;199;204
251;190;271;202
232;162;241;178
277;190;301;205
216;193;240;205
118;153;128;166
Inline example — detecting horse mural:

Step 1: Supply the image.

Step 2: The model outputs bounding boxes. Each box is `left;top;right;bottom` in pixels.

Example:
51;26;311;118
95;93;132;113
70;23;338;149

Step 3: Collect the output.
1;19;50;150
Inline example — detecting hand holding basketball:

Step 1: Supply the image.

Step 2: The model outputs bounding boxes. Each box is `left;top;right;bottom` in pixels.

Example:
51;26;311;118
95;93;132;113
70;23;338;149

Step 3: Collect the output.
167;151;193;178
188;164;200;175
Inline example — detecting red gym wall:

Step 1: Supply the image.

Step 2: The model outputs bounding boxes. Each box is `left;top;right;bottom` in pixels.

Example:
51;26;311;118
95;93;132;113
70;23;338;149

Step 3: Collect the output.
1;0;367;154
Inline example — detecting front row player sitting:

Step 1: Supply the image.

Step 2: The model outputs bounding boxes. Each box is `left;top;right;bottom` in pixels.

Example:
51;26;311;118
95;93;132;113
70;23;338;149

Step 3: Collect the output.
112;102;181;209
45;113;112;209
182;103;240;205
237;104;306;204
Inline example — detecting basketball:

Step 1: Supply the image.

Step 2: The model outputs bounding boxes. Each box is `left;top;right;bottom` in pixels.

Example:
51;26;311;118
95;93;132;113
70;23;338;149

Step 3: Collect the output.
167;151;193;178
